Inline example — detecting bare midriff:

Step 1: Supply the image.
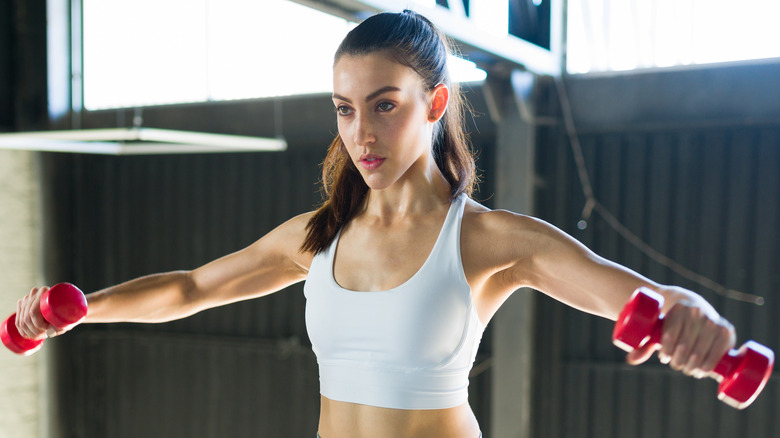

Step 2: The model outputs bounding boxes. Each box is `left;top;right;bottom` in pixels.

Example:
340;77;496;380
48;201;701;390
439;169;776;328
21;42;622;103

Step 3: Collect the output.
317;396;481;438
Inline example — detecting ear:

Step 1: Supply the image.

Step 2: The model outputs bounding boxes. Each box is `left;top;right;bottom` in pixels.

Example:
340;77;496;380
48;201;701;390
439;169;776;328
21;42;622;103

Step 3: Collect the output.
427;84;449;123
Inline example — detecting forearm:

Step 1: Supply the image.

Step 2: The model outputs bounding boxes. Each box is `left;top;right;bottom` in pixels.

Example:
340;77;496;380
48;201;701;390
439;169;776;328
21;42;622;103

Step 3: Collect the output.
575;272;721;323
531;229;720;321
535;256;719;323
84;271;201;323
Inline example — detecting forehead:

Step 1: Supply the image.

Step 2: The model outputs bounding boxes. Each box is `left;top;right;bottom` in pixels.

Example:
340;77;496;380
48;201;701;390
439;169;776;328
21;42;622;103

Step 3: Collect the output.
333;53;423;97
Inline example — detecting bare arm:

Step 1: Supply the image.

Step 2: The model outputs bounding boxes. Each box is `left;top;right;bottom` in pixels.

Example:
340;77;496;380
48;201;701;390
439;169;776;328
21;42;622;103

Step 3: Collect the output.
479;209;735;377
16;212;313;336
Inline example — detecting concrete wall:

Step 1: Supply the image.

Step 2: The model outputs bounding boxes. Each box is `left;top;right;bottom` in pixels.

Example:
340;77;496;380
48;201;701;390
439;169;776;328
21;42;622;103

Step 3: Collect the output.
0;150;43;438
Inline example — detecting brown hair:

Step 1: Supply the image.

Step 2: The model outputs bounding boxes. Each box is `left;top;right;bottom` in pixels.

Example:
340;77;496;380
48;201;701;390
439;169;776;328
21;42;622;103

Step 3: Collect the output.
300;10;477;254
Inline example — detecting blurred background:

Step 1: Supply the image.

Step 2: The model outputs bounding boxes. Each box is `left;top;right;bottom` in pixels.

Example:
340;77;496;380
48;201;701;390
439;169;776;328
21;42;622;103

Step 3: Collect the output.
1;1;778;437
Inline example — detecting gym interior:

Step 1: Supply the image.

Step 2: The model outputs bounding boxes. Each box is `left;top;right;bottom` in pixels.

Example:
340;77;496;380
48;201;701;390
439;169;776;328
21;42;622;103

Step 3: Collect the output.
1;1;778;437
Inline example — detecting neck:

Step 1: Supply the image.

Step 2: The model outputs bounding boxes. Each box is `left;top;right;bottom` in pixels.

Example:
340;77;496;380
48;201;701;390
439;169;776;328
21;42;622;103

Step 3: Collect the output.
363;156;452;220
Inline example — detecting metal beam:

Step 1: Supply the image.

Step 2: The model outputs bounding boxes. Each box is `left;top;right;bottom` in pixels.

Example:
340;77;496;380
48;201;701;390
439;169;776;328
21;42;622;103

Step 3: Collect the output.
294;0;562;76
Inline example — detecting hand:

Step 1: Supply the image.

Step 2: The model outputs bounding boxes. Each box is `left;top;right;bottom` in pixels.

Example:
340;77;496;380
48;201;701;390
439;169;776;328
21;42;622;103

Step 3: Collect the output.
15;287;68;340
626;299;736;378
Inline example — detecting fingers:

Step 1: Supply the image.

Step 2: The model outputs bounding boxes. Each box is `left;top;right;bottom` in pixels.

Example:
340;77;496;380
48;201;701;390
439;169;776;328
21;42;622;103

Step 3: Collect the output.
661;301;699;373
698;317;736;375
626;342;659;365
658;301;736;378
15;287;51;340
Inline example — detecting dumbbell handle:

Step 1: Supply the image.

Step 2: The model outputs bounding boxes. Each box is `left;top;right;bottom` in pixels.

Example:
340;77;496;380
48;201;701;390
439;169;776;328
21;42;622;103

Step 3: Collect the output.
1;283;87;355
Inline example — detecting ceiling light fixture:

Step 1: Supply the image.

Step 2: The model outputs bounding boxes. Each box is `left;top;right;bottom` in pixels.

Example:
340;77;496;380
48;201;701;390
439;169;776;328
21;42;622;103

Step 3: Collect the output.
0;128;287;155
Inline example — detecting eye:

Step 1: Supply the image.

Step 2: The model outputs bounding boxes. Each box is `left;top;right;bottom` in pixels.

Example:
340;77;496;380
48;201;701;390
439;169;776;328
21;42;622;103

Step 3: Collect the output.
376;101;395;112
335;105;353;116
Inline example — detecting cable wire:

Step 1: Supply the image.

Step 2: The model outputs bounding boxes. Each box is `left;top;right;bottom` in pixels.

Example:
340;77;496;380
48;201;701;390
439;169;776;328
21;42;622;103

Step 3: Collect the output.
553;77;765;306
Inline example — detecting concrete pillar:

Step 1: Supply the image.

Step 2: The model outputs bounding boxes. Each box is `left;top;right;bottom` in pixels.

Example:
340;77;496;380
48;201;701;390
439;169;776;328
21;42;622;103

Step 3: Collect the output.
0;150;44;438
488;70;538;438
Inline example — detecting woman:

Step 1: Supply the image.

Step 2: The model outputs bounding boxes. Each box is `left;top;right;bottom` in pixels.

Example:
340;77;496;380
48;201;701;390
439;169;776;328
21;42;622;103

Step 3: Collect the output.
16;10;735;438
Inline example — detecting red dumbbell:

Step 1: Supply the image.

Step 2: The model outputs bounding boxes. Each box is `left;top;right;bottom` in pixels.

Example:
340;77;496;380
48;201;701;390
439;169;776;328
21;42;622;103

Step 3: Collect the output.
613;287;774;409
1;283;87;355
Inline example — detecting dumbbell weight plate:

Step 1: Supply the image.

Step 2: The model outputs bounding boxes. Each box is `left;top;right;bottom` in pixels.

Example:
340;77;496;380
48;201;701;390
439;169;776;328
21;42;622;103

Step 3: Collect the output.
1;313;44;355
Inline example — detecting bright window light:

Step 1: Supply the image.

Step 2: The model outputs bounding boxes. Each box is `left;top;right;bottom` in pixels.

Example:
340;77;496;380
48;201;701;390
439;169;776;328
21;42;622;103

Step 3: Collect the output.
83;0;210;109
83;0;486;110
205;0;353;101
449;56;488;83
470;0;508;38
567;0;780;74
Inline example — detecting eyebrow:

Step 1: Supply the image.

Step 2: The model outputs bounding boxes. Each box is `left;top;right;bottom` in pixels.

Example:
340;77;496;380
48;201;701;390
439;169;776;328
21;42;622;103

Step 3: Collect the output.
332;86;401;103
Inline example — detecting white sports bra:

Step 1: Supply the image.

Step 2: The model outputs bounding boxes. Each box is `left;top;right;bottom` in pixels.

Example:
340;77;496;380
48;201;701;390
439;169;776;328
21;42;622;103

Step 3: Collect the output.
303;195;485;410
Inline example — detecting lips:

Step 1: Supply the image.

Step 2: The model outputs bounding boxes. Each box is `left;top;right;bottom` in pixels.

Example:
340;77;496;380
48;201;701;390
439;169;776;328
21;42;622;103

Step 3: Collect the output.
358;154;385;170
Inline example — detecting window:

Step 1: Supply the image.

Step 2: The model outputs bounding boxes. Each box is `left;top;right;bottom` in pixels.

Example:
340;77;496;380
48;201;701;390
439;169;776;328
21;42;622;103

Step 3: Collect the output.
567;0;780;74
83;0;486;110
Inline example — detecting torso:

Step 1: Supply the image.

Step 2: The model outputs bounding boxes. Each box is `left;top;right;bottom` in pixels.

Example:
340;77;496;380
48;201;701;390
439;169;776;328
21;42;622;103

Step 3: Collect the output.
332;201;449;293
318;396;480;438
332;197;514;321
308;196;522;438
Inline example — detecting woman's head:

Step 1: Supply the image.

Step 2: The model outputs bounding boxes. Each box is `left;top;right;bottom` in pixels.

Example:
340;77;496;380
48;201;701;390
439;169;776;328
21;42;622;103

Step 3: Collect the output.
332;10;473;188
301;10;477;254
335;10;449;97
332;51;448;191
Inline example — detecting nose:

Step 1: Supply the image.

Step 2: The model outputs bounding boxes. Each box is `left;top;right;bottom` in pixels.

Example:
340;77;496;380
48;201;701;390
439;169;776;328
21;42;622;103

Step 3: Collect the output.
352;112;375;146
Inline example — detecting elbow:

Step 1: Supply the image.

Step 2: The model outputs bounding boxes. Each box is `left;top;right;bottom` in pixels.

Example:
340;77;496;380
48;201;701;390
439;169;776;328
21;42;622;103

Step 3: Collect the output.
144;271;204;323
178;271;206;315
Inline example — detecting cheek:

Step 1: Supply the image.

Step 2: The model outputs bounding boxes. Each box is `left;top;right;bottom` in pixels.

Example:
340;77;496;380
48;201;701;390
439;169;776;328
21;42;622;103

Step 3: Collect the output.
389;110;425;137
396;116;432;148
336;117;347;135
337;124;361;162
336;119;354;146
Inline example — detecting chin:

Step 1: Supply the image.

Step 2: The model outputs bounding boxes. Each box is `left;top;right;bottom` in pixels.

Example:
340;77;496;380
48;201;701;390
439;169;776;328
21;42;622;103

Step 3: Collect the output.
362;174;395;191
365;181;393;191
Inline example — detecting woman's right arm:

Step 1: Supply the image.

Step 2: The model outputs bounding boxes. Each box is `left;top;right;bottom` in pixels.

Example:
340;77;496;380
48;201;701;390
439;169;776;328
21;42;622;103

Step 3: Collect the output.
16;212;314;338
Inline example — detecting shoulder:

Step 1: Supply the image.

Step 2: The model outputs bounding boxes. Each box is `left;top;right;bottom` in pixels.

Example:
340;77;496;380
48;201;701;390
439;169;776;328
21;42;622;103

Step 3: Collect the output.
460;198;586;284
461;198;557;247
261;210;315;244
279;210;316;234
250;211;317;273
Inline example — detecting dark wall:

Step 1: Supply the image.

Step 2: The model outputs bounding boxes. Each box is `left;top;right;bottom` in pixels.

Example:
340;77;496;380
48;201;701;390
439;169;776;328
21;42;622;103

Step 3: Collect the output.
0;0;12;128
42;150;324;437
0;0;48;131
564;61;780;131
531;69;780;437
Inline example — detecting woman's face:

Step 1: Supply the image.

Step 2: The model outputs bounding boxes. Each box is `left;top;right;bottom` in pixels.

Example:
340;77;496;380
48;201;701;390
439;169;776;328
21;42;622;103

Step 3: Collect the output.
332;52;447;191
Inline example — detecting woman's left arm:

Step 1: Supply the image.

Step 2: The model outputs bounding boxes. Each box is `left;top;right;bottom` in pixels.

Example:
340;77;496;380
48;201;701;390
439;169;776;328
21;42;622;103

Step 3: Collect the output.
491;211;736;377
